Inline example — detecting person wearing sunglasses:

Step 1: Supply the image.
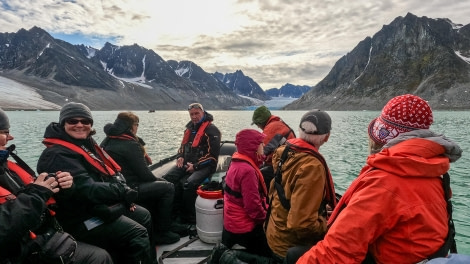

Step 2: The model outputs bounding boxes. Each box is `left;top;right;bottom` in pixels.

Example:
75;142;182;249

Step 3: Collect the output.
163;102;221;224
0;108;113;264
36;102;155;264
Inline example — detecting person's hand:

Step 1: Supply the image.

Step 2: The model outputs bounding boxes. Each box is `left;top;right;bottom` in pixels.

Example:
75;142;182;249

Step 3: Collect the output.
129;203;137;212
185;162;195;173
34;173;60;193
55;171;73;189
176;157;184;168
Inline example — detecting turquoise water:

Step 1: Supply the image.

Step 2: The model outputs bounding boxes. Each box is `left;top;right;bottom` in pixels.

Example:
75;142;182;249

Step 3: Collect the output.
6;110;470;253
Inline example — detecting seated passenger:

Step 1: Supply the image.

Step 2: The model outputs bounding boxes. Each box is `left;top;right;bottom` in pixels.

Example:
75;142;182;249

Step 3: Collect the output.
101;111;186;244
163;103;221;224
222;129;271;257
0;108;113;264
36;103;155;264
265;110;337;262
251;106;296;190
296;94;462;263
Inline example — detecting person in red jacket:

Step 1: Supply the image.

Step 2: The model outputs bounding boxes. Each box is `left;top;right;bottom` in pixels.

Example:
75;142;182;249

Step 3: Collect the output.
294;94;462;264
251;106;295;190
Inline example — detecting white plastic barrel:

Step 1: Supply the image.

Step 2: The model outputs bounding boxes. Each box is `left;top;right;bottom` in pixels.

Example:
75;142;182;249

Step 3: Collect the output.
195;187;224;244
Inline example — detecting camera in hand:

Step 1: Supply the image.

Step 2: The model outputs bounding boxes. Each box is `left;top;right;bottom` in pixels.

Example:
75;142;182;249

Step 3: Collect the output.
45;173;61;189
111;173;138;205
45;173;57;180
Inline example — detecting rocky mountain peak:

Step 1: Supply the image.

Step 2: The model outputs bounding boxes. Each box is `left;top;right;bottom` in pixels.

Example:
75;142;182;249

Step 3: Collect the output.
212;70;270;100
286;13;470;110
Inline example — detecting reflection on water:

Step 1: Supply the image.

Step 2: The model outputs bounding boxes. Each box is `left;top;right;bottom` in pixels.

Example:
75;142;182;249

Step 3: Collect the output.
6;110;470;253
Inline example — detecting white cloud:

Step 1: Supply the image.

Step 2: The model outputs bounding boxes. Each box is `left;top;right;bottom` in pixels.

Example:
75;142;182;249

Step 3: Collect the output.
0;0;469;89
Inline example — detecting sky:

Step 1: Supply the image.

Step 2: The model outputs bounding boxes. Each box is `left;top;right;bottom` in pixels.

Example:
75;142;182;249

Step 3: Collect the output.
1;0;469;90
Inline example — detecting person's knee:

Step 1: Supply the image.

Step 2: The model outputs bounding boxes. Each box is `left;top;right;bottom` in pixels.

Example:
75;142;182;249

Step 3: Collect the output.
183;181;198;191
93;247;114;264
164;181;175;193
163;167;186;183
124;207;152;233
75;242;114;264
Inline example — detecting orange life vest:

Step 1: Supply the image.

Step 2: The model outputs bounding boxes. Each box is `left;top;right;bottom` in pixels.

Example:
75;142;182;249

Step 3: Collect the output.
285;138;337;209
43;138;121;176
181;120;211;147
0;161;55;205
231;152;268;197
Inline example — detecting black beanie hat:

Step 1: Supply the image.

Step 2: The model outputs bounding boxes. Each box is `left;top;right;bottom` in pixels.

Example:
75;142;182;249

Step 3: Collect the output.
0;108;10;130
59;102;93;126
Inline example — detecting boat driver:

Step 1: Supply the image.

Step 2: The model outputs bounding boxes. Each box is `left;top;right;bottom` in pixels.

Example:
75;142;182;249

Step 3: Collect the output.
163;103;221;224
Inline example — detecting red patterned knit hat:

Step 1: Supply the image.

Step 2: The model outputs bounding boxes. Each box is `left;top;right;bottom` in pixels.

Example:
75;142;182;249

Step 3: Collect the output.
368;94;433;145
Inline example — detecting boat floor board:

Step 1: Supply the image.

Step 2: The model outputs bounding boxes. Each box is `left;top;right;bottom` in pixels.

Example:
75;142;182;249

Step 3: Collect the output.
156;235;216;264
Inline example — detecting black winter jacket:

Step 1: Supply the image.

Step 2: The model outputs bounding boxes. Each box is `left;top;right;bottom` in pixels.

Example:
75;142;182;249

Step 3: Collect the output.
178;112;221;173
0;159;53;262
36;122;129;231
100;134;156;186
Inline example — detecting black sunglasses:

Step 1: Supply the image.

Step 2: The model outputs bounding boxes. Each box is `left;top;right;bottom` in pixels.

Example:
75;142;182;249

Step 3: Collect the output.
65;118;93;125
188;103;203;111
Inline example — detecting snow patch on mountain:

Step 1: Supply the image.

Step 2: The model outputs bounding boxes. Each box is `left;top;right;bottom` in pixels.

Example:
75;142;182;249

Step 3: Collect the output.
0;76;61;109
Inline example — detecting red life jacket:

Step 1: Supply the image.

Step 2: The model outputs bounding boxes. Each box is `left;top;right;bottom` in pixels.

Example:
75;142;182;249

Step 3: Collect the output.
0;161;55;205
109;134;135;141
108;134;152;164
286;138;337;209
181;121;211;147
232;152;268;197
43;138;121;176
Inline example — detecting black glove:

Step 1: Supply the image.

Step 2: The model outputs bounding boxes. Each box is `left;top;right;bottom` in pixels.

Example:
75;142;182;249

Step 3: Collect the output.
110;173;138;206
123;187;138;205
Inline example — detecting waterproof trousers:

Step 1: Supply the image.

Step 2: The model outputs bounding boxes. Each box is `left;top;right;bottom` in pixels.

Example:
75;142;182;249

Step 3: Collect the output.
134;180;175;233
1;242;114;264
70;206;155;264
163;166;212;224
73;242;114;264
222;225;272;258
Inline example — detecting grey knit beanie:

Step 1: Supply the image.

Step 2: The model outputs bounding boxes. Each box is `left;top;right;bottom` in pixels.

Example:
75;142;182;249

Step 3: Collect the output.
0;108;10;130
59;102;93;126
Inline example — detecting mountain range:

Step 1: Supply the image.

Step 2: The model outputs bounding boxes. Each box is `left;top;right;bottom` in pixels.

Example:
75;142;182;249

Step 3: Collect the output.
286;13;470;110
1;13;469;110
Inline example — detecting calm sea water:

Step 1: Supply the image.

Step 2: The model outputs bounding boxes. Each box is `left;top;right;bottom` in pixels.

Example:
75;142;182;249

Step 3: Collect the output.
6;110;470;253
